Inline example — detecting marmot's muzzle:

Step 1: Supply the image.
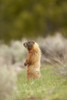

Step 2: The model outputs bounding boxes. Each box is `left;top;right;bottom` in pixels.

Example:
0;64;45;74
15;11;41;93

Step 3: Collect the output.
23;43;27;47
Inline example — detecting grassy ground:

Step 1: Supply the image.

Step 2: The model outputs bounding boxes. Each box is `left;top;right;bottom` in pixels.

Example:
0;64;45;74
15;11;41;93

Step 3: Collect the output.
17;65;67;100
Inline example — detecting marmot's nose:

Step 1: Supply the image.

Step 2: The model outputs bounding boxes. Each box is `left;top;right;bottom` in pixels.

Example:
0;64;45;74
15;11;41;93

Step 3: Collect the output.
23;43;25;46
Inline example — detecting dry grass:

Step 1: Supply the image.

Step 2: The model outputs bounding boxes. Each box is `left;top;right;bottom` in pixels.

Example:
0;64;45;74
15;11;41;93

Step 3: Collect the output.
0;65;17;100
37;33;67;76
37;33;67;64
0;39;26;100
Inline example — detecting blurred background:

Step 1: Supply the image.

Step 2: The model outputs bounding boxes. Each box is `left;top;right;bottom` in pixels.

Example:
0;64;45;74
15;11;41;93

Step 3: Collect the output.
0;0;67;100
0;0;67;42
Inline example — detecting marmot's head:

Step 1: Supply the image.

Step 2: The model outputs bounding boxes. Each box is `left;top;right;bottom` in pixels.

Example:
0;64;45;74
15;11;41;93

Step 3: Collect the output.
23;41;35;50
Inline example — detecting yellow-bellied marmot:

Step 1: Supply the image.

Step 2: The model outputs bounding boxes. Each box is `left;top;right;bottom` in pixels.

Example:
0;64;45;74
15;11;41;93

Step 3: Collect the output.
23;41;41;80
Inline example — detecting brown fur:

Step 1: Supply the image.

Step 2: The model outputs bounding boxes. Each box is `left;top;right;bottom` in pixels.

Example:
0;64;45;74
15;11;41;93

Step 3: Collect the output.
23;41;41;80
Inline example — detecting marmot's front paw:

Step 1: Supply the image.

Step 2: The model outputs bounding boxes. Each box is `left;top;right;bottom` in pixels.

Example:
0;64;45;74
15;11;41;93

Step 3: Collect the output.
24;62;27;66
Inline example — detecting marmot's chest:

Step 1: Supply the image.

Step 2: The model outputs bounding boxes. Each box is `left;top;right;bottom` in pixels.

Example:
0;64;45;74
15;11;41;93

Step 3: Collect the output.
27;62;40;69
27;63;40;74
